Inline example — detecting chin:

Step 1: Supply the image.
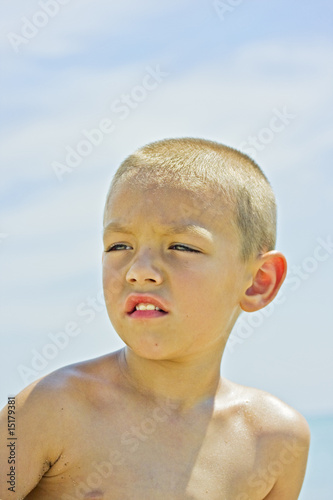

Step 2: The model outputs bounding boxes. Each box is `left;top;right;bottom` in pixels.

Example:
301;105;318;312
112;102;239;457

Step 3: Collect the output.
127;339;177;361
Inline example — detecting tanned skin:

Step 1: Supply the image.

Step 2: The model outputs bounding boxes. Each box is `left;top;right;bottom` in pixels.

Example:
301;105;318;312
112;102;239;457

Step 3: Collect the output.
0;181;310;499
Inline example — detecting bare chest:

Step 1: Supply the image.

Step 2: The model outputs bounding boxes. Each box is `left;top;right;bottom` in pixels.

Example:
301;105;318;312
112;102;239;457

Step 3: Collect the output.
26;403;262;500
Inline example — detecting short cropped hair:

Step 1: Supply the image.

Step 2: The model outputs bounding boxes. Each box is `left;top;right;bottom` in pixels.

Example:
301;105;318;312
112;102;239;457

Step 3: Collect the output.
104;138;277;261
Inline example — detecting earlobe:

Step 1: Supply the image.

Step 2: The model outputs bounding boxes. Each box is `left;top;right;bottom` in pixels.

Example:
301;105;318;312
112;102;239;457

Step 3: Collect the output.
240;251;287;312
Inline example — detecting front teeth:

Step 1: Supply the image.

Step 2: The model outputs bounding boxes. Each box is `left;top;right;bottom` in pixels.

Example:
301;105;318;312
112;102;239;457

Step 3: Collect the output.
135;303;162;311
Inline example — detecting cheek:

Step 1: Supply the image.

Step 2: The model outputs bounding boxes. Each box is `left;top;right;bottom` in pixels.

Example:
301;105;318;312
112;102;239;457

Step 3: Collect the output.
102;260;123;305
172;265;221;312
183;266;237;317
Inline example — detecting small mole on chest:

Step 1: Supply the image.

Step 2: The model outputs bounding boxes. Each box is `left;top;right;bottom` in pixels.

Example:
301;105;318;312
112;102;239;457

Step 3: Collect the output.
84;491;104;499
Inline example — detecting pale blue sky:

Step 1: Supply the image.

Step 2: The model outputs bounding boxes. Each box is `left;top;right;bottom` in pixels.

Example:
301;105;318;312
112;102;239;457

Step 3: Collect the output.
1;0;332;425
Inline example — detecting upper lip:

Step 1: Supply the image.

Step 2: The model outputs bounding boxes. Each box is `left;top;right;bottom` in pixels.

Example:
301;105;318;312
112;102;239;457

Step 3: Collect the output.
125;294;170;314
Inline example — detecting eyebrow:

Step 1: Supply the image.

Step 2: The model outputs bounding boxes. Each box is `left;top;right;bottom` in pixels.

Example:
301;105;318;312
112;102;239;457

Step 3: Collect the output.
103;222;134;235
164;224;212;239
103;222;213;240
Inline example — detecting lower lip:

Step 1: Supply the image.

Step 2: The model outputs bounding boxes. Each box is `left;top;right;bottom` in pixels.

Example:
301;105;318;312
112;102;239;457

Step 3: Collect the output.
128;310;168;319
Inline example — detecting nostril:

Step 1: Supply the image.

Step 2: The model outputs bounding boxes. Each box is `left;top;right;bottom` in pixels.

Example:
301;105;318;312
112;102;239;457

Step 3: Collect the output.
125;264;163;284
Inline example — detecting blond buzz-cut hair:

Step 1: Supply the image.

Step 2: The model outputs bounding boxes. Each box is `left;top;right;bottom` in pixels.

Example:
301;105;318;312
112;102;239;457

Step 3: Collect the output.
104;137;277;261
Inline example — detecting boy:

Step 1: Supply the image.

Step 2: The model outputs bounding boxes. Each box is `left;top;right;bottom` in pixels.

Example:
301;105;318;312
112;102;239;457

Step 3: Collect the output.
0;138;310;499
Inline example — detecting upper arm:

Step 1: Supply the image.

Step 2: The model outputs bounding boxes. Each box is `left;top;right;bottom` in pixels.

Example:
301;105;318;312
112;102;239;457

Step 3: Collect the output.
235;385;311;500
262;412;311;500
0;377;65;499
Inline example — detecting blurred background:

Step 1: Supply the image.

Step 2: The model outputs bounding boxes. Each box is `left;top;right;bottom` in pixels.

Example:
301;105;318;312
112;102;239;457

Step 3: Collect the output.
1;1;332;497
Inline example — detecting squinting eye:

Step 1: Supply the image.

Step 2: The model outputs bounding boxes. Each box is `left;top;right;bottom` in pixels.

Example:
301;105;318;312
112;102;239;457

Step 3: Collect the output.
106;244;132;252
170;244;200;253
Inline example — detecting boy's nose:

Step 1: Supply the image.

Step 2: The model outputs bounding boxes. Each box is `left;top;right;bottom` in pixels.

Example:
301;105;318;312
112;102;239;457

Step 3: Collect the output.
125;250;163;285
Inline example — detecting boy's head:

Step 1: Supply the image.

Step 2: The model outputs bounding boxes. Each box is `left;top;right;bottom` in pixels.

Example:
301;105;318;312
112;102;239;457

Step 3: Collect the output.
104;137;277;262
102;138;286;361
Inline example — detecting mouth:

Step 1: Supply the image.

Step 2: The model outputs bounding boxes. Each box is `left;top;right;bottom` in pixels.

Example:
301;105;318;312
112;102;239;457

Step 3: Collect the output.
125;294;169;319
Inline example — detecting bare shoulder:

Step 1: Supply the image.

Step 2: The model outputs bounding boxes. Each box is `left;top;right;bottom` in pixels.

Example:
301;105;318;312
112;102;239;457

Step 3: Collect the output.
16;350;121;415
5;352;117;442
219;379;310;498
223;379;310;442
0;352;120;498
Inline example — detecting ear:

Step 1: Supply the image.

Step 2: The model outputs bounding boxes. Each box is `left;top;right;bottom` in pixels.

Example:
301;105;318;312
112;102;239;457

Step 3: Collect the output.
240;251;287;312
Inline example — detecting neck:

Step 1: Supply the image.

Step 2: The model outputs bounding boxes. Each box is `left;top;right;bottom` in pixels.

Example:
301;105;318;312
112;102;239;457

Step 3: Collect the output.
117;347;224;412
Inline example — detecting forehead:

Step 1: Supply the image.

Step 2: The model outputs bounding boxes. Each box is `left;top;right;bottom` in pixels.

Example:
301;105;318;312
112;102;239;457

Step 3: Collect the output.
104;177;237;239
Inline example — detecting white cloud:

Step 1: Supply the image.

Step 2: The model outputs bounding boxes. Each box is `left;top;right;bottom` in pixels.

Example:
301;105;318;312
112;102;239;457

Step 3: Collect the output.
3;38;333;191
1;0;192;55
